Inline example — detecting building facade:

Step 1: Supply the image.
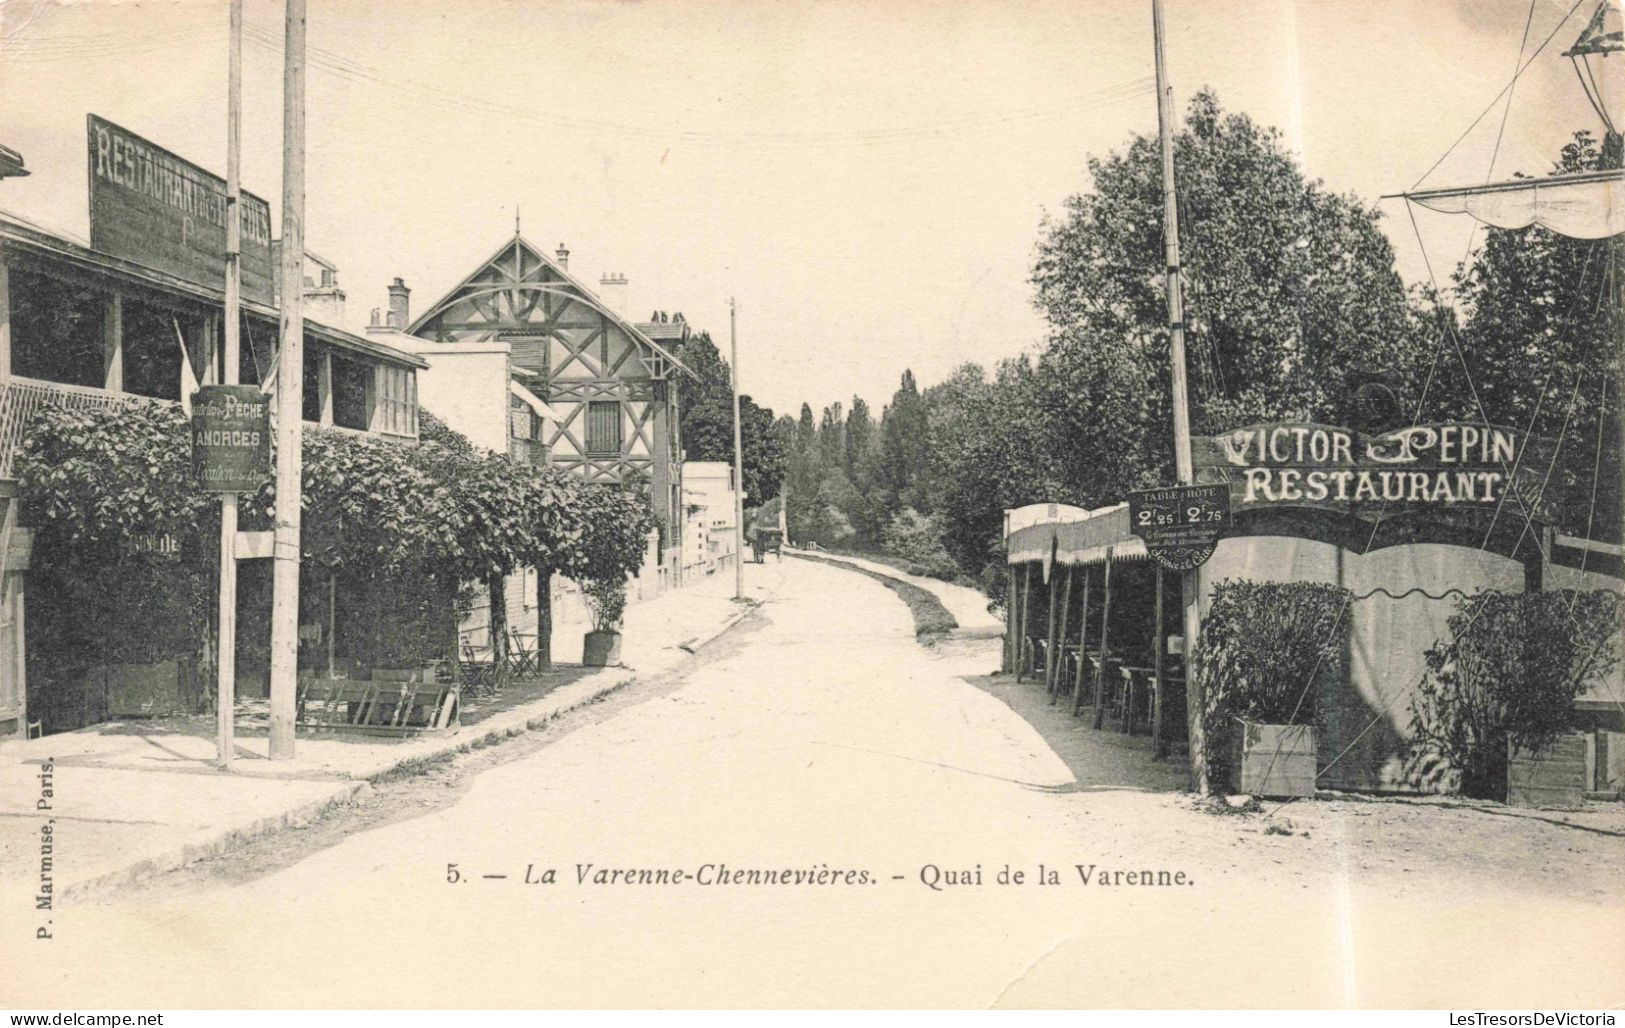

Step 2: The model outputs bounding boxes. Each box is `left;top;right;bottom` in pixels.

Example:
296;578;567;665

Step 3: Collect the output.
400;235;691;563
0;208;426;738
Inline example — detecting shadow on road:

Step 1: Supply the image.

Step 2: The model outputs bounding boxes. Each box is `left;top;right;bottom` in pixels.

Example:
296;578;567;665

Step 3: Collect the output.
965;672;1189;794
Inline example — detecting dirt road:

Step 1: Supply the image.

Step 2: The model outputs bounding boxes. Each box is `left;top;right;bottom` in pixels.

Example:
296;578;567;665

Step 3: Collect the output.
5;559;1621;1008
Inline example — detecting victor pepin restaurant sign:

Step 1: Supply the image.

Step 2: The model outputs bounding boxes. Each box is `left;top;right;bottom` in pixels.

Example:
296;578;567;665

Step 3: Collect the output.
1193;421;1554;517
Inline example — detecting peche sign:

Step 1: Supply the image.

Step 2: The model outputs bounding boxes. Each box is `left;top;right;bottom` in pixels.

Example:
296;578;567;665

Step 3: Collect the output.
1193;422;1553;516
192;386;271;494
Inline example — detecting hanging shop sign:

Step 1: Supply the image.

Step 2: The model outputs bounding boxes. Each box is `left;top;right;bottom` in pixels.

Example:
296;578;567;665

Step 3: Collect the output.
1128;484;1231;571
87;115;275;305
192;385;271;494
1193;421;1555;518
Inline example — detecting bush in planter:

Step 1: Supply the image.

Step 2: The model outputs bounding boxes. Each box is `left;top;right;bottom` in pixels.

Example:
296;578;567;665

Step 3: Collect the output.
1195;580;1351;791
1409;589;1620;801
583;576;628;634
581;576;628;666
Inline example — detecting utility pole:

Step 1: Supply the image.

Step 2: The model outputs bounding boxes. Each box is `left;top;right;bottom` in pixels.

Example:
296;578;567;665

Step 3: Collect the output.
1153;0;1207;792
216;0;243;770
730;298;745;600
268;0;306;760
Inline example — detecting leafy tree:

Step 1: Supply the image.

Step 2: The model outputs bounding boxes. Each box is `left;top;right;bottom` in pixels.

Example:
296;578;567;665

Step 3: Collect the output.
1031;89;1433;499
670;329;786;509
844;396;876;481
879;370;929;513
1410;590;1620;799
818;402;845;470
1445;130;1623;540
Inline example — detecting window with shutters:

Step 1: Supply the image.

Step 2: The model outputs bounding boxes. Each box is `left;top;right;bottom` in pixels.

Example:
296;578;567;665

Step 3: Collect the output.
372;364;418;437
586;400;622;456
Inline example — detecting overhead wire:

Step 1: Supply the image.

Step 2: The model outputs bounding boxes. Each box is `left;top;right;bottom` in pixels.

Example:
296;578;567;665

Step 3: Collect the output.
1410;0;1590;191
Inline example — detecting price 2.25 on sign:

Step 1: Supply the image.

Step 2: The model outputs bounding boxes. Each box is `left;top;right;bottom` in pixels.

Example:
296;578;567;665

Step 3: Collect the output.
1127;484;1231;571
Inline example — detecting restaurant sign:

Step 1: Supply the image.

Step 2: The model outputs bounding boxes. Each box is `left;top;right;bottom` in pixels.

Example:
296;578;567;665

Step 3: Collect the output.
87;115;275;304
192;386;271;494
1194;422;1553;517
1129;484;1231;572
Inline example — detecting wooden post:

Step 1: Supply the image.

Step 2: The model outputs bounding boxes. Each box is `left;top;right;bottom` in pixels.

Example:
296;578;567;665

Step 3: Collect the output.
1004;565;1017;673
1043;550;1059;695
1071;566;1092;713
535;567;553;671
1092;548;1115;730
317;351;333;427
730;298;745;601
102;293;122;392
1052;566;1072;704
326;571;336;677
268;0;306;760
216;0;242;769
1016;564;1033;683
1154;0;1206;790
488;575;508;685
1152;567;1166;758
0;261;11;379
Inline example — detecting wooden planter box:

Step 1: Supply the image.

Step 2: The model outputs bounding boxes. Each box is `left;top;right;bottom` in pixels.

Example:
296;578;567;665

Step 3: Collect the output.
1230;720;1317;799
1507;734;1593;809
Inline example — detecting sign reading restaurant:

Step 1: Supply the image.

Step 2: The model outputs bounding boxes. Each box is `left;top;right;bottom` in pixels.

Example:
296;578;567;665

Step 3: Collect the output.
87;115;275;304
1193;421;1553;515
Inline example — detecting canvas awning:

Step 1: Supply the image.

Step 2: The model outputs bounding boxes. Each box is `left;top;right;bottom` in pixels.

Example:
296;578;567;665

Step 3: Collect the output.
1400;169;1625;240
1006;501;1146;578
1054;505;1148;566
509;379;559;420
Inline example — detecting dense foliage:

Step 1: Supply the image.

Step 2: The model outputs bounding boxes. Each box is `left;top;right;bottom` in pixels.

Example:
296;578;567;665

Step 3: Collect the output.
17;399;657;708
1409;590;1621;800
671;329;787;505
1194;580;1350;790
782;95;1622;600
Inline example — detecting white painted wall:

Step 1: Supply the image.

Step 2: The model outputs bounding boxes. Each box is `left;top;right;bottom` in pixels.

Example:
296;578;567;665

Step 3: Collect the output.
384;334;512;454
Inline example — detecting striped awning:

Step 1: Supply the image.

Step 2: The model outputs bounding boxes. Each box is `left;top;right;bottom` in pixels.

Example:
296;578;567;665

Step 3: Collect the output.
1006;501;1146;576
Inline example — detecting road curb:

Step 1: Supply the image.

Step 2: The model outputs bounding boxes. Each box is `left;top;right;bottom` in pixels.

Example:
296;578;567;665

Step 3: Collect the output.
61;676;640;904
62;780;369;903
57;593;778;902
678;601;756;653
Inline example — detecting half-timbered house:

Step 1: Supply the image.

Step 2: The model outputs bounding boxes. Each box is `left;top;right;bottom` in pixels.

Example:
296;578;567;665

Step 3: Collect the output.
403;234;692;564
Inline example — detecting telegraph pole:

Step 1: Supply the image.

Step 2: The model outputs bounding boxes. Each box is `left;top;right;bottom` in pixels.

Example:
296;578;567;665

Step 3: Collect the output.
216;0;244;769
1153;0;1207;791
730;298;745;600
268;0;306;760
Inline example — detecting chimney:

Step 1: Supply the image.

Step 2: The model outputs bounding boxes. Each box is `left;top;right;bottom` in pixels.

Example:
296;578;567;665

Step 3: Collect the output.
598;272;628;316
555;243;570;270
386;277;411;330
302;255;346;325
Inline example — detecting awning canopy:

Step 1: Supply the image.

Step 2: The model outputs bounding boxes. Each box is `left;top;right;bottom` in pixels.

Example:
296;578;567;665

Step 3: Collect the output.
1006;501;1146;576
1399;169;1625;240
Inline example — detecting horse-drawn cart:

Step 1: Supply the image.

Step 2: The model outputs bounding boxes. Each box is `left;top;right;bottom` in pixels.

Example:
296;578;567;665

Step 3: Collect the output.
750;527;784;563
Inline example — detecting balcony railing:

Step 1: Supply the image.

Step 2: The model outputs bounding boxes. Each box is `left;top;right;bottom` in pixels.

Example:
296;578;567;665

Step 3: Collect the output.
0;376;176;480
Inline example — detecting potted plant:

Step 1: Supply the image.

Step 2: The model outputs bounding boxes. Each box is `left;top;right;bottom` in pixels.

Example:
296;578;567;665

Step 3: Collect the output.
1197;580;1350;798
1410;589;1620;806
582;576;628;666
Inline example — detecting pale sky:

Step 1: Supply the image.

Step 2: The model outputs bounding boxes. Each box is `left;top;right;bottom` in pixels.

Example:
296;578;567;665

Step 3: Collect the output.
0;0;1616;415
